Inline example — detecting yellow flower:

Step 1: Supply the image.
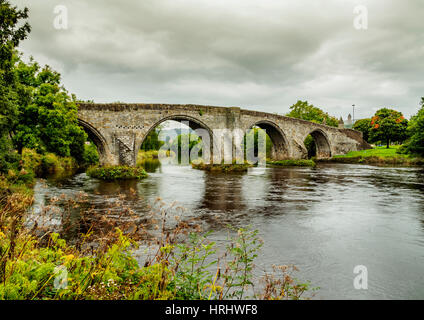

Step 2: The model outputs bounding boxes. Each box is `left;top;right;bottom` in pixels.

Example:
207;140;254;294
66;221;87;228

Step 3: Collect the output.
63;254;75;262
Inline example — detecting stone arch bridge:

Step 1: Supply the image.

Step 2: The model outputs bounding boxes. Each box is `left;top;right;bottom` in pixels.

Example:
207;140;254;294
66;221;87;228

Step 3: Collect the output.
77;103;370;166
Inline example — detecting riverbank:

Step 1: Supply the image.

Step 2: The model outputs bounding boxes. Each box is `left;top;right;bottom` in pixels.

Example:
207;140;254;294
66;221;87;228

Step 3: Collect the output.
0;175;313;300
320;146;424;166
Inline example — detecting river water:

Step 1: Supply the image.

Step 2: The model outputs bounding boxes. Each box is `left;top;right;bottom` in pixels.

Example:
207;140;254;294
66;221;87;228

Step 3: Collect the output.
32;162;424;299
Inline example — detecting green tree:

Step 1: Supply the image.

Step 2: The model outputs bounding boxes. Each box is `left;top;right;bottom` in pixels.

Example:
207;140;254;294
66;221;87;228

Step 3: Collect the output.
13;59;87;161
403;98;424;156
141;127;164;151
353;118;372;142
286;100;338;127
369;108;408;148
287;100;338;157
0;0;31;172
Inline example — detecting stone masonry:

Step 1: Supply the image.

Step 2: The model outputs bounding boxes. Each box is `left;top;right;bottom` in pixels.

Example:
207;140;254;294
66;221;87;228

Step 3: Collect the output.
77;103;371;166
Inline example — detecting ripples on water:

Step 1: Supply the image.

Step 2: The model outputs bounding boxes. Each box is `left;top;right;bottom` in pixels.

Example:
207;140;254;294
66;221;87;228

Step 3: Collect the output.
32;161;424;299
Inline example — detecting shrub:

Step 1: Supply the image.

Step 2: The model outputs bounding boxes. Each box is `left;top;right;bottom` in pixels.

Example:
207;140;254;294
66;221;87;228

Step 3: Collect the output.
87;166;148;180
191;161;253;172
41;153;62;174
403;99;424;156
20;148;78;178
82;142;99;166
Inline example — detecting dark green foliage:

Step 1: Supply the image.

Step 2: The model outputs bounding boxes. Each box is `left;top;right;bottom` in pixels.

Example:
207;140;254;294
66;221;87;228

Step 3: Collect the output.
0;140;20;173
403;98;424;156
13;61;88;160
87;166;148;180
286;100;338;127
303;135;316;158
0;0;30;173
353;118;372;142
82;142;99;166
141;128;164;151
369;108;408;148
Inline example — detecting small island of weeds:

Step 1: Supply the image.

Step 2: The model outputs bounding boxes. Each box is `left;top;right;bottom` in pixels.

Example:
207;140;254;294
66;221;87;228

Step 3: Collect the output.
87;166;148;180
191;160;253;173
267;159;316;167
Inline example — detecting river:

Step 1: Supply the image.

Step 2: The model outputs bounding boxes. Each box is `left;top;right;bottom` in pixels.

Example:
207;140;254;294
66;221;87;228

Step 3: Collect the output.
31;161;424;299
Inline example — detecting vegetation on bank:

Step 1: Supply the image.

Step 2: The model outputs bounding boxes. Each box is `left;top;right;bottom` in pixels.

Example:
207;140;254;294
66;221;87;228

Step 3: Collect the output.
321;146;424;166
267;159;316;167
0;179;316;300
87;166;148;181
0;1;97;179
353;100;424;158
1;148;83;189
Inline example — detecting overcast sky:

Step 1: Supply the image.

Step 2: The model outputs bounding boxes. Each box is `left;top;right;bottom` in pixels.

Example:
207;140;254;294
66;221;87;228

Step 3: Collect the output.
12;0;424;119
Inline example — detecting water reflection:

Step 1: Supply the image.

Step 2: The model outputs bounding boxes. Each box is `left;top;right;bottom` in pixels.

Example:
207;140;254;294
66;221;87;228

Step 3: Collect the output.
199;172;246;211
139;159;162;173
31;163;424;299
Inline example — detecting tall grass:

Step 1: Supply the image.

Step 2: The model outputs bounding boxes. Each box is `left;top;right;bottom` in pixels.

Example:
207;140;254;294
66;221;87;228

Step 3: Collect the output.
0;184;316;300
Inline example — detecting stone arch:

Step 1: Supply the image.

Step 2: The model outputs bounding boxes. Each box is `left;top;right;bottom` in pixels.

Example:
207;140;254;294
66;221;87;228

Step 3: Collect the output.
136;114;215;162
248;120;290;160
78;119;109;164
307;129;332;159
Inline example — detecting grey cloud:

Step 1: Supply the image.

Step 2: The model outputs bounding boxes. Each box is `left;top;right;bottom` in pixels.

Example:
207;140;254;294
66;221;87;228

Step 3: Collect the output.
12;0;424;119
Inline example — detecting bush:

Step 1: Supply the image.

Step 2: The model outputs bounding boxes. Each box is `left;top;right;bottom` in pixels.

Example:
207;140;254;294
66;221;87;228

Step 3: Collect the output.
267;159;316;167
403;99;424;156
191;161;253;172
87;166;148;180
20;148;78;178
0;138;21;174
82;142;99;166
41;153;62;174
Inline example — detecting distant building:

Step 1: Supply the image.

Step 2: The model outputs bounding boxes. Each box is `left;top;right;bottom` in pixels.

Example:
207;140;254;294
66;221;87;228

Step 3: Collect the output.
346;114;352;126
342;114;353;129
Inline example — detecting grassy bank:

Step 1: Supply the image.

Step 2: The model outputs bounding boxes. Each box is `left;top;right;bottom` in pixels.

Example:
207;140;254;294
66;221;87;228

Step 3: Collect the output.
321;146;424;166
87;166;148;180
267;159;316;167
